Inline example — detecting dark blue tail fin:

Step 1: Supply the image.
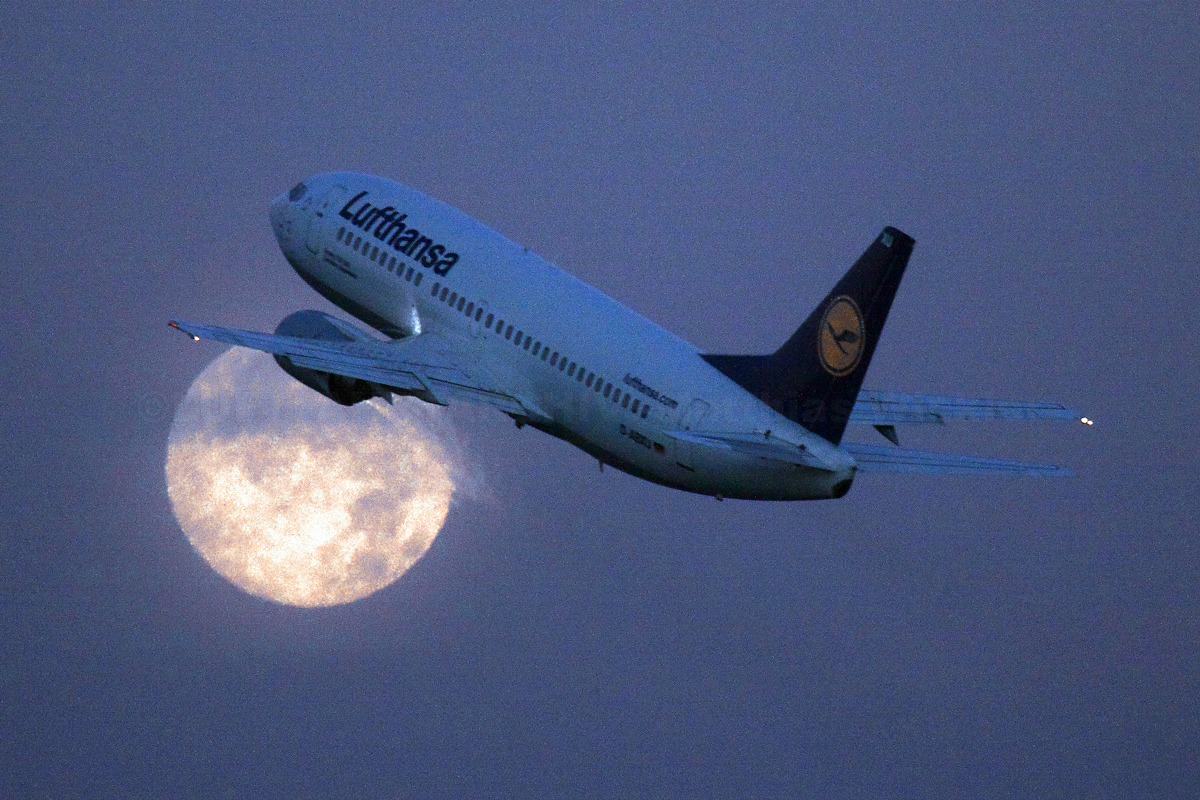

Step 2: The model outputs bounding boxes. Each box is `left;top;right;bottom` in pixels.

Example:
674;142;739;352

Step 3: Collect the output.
702;227;914;445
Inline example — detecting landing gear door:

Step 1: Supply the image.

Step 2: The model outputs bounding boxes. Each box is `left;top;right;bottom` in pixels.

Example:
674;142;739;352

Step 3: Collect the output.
305;185;348;255
675;399;710;470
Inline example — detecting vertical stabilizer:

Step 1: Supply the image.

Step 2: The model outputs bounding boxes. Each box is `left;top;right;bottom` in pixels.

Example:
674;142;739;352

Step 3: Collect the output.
702;228;913;444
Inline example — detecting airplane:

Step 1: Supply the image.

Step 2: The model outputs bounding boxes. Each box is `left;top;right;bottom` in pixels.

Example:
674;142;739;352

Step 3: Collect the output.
169;172;1088;501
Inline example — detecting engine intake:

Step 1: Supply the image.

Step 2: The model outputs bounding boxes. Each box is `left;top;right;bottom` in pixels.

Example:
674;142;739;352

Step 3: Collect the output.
272;310;389;406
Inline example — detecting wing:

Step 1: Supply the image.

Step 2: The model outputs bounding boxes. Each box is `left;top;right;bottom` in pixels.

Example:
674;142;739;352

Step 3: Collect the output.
850;390;1082;425
663;431;1070;476
169;319;536;418
842;442;1071;476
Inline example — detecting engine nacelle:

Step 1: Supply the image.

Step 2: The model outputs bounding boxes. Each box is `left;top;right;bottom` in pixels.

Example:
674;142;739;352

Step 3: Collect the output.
273;310;389;406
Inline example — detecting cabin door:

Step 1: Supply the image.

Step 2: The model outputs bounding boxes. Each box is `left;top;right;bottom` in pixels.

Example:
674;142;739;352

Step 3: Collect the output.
305;185;348;255
675;399;710;470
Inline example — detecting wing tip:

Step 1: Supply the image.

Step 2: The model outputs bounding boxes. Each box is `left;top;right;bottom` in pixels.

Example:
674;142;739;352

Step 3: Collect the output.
168;320;200;341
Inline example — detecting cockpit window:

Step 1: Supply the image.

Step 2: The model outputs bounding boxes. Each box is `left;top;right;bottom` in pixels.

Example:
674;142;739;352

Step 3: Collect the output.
288;182;308;202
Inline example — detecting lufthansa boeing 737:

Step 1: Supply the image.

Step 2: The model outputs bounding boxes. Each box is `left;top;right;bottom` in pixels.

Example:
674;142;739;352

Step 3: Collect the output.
169;172;1086;501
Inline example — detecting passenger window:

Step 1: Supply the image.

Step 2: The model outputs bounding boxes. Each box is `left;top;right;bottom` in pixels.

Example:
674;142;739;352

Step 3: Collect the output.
577;369;585;382
567;363;576;376
389;256;397;270
550;353;558;366
440;287;449;301
631;399;640;413
413;272;422;286
603;384;612;398
486;313;494;328
448;292;457;305
559;359;567;372
533;340;540;353
354;236;362;249
431;282;441;296
514;329;523;344
622;394;630;408
336;229;344;242
457;297;466;311
505;327;512;340
585;373;594;387
405;267;413;280
523;337;532;351
542;348;549;361
641;406;649;419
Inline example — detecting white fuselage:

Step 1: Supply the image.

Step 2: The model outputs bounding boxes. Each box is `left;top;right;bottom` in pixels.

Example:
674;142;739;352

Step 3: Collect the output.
269;172;856;500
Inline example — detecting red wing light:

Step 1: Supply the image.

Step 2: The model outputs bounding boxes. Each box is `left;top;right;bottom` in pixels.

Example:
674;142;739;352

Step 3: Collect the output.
168;321;200;341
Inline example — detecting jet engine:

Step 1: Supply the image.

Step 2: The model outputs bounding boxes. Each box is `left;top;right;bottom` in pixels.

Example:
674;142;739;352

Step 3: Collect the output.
272;310;391;406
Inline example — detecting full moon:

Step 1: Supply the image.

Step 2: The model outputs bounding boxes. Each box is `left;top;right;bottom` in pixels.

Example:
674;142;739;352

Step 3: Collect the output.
165;347;456;607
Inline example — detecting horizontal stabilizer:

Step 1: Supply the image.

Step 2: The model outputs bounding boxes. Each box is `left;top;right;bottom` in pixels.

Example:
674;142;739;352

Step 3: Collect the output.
843;442;1071;476
665;430;836;470
851;390;1081;425
168;320;530;417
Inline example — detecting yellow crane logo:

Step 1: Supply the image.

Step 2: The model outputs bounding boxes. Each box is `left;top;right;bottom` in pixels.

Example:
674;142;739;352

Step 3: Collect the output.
818;296;865;376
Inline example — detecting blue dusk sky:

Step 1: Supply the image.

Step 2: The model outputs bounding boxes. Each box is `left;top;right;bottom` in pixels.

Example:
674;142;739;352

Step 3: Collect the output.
3;3;1198;798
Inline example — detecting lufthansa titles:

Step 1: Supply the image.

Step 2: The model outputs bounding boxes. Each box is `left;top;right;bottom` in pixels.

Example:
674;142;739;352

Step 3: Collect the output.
339;191;459;276
623;373;679;410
